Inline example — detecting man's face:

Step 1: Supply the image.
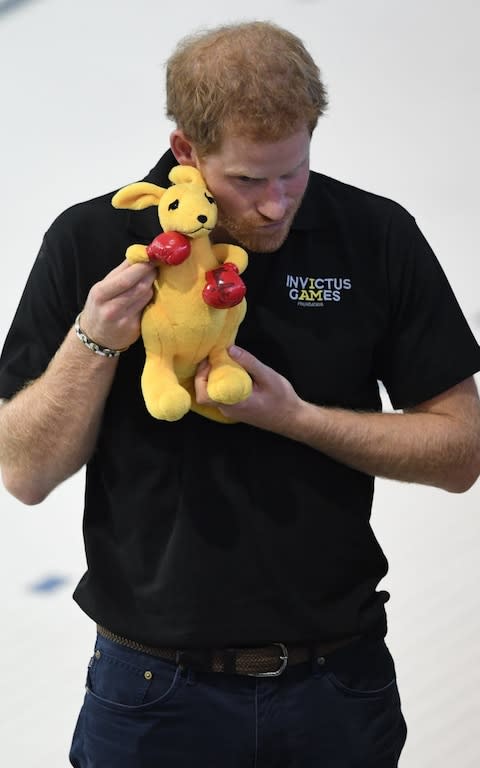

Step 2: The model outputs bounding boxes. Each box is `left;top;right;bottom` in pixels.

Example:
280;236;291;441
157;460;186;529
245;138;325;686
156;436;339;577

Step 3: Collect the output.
194;128;311;253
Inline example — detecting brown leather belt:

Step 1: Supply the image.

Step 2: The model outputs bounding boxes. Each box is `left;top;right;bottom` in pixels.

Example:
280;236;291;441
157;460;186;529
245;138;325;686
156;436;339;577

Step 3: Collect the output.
97;625;355;677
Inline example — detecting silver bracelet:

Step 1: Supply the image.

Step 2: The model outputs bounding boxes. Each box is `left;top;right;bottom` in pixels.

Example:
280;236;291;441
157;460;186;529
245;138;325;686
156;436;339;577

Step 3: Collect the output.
74;313;127;358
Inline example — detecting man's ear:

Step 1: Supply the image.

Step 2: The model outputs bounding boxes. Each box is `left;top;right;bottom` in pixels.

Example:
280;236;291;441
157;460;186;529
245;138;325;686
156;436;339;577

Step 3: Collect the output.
170;129;200;168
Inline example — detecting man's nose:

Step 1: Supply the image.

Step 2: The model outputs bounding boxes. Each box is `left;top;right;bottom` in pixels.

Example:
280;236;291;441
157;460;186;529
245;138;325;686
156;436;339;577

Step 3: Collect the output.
256;181;288;221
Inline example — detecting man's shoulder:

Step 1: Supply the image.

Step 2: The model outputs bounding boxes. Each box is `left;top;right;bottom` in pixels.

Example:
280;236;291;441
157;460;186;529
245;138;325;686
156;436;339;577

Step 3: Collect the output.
307;170;412;220
45;152;173;248
47;187;131;243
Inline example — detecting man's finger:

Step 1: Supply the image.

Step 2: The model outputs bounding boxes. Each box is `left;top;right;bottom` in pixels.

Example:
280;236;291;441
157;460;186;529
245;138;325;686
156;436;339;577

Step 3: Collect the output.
228;345;270;379
196;358;211;379
194;359;213;403
95;261;157;302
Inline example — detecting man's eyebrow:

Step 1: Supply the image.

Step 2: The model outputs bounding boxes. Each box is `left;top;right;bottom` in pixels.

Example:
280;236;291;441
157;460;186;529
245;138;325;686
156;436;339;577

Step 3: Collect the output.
224;169;264;179
225;155;308;180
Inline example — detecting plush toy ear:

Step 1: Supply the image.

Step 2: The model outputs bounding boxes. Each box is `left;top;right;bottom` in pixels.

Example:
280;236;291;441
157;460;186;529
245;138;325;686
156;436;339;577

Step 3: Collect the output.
112;182;166;210
168;165;205;186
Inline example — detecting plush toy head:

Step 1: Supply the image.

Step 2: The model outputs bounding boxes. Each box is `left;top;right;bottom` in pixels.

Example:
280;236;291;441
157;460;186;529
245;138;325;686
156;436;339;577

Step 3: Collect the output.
113;165;217;241
159;165;218;236
111;165;252;423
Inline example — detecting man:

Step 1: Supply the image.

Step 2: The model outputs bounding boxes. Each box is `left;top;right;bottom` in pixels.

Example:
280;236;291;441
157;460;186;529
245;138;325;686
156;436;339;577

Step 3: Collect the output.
1;20;479;768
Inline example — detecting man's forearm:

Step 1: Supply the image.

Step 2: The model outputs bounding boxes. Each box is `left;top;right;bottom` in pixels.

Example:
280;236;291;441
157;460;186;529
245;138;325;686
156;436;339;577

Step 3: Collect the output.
200;348;480;494
284;394;480;493
0;327;118;504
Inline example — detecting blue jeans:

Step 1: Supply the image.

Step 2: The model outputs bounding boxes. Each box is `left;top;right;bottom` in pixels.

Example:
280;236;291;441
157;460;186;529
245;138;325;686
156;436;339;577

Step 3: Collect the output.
69;632;407;767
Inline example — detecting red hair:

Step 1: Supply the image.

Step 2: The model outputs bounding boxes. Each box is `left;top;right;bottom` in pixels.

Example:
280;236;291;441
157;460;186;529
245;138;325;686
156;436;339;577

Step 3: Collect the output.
166;21;328;154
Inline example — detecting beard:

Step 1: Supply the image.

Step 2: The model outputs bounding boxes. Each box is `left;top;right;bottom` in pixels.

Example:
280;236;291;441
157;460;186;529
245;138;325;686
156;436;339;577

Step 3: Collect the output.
214;202;302;253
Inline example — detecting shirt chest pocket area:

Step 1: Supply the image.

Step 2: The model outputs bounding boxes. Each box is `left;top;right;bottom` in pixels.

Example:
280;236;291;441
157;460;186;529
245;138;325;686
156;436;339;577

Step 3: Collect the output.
274;319;380;407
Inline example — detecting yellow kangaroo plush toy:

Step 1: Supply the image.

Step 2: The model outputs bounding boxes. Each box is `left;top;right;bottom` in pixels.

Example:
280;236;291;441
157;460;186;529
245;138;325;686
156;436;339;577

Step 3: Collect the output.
112;165;252;422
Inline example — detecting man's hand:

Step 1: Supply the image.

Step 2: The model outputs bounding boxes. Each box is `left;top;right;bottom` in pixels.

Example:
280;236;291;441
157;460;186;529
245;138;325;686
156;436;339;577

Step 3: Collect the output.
0;259;157;504
195;345;302;431
195;346;480;493
80;260;157;351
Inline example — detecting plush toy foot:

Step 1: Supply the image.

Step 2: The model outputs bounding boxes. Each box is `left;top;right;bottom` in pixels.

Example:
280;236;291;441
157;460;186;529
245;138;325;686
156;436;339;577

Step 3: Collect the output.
180;379;235;423
207;365;252;405
144;385;191;421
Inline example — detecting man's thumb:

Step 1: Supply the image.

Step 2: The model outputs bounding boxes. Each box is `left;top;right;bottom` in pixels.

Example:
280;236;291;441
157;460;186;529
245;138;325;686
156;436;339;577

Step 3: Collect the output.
229;345;266;376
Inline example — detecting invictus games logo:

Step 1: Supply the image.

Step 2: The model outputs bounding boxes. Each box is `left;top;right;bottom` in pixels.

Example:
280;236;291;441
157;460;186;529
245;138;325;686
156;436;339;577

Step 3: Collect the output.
286;274;352;307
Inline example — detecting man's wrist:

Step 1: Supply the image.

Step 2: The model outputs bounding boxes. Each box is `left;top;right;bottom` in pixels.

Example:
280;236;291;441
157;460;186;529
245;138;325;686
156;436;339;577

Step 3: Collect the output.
270;398;314;443
74;313;129;358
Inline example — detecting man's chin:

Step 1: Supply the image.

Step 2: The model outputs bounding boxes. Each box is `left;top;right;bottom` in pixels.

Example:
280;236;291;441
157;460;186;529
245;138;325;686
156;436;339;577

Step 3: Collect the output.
235;226;291;253
214;214;294;253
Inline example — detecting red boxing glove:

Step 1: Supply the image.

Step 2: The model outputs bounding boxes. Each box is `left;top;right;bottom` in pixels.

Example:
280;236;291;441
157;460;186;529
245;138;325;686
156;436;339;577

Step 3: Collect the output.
146;232;191;265
203;262;247;309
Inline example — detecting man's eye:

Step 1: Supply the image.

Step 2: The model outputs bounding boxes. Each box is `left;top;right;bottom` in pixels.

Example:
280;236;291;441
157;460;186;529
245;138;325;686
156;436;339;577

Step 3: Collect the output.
168;199;179;210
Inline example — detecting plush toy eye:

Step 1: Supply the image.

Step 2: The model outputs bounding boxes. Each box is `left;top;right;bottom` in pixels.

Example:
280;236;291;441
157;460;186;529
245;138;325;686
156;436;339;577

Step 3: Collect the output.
205;193;215;205
168;199;180;210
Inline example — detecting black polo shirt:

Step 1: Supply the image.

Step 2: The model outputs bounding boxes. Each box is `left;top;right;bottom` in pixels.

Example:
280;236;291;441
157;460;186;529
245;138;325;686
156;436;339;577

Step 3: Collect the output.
1;150;479;647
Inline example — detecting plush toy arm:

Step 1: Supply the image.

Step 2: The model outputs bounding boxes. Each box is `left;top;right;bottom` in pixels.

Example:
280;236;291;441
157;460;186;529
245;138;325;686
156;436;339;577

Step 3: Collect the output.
126;235;191;266
125;243;149;264
211;243;248;274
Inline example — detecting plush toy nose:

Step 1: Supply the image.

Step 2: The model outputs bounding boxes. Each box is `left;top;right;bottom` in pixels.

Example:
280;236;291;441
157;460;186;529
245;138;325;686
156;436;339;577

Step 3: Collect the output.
197;215;208;224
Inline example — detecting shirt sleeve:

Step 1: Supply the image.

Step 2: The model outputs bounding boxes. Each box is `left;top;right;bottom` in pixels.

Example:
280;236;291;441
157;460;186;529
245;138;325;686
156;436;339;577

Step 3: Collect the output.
376;209;480;410
0;229;79;399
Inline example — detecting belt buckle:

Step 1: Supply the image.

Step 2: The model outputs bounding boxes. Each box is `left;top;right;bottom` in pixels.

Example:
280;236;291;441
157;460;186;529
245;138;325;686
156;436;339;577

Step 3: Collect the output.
247;642;288;677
